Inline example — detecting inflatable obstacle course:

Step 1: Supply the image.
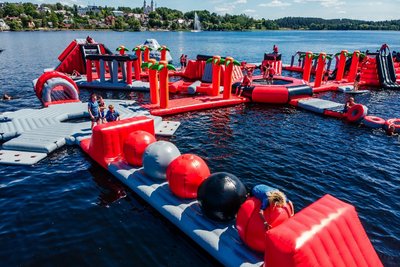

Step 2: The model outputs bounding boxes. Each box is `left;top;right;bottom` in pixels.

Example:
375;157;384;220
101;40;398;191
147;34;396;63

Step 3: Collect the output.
78;118;382;267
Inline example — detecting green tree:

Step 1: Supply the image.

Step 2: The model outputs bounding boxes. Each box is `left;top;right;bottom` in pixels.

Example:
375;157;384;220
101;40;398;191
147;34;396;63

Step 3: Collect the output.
49;12;59;28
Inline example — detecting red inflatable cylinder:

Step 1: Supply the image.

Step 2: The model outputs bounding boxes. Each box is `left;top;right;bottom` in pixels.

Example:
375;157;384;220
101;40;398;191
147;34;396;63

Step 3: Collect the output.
348;50;360;82
159;61;169;109
336;50;348;81
126;61;133;85
252;86;289;104
166;154;210;199
123;130;156;166
223;57;234;99
211;56;221;96
302;52;313;82
314;53;326;88
148;59;159;105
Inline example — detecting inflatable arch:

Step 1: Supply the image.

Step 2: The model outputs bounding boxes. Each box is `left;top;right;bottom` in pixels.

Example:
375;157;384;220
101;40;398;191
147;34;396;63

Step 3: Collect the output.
35;71;80;106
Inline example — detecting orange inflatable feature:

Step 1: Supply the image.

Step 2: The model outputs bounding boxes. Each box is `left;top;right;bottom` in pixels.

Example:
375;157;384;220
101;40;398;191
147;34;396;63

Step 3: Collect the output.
211;56;222;96
166;154;210;199
314;53;326;88
123;130;156;166
302;51;313;82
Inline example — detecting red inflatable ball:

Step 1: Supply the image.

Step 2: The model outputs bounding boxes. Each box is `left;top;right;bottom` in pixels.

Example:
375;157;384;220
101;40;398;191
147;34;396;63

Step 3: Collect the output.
236;197;294;253
123;130;156;166
166;154;210;199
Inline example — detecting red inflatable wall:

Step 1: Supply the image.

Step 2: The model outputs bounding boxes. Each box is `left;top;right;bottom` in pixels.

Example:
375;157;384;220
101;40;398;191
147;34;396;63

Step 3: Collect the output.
264;194;382;267
80;117;155;168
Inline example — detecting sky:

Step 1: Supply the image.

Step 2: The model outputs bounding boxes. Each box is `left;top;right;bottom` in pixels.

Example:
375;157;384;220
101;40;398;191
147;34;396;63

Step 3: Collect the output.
5;0;400;21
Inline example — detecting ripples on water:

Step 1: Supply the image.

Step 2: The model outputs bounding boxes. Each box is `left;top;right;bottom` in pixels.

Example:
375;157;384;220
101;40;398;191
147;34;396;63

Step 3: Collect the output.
0;31;399;266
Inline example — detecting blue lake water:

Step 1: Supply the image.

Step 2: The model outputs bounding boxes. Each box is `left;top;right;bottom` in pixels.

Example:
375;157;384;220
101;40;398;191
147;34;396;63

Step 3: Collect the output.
1;30;400;266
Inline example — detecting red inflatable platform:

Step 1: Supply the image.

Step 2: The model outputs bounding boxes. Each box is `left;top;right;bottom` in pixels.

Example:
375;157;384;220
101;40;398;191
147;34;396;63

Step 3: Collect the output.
143;95;249;116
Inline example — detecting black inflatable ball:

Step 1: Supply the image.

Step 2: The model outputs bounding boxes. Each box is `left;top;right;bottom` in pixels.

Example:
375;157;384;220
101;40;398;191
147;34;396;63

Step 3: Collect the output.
197;172;247;222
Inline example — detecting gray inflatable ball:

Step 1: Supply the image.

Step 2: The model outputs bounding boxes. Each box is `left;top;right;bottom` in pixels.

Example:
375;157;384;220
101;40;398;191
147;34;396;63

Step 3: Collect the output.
143;141;181;180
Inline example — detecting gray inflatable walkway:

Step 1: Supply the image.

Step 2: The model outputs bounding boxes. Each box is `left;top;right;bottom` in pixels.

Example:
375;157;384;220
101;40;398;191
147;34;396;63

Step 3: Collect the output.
109;161;263;267
0;100;180;165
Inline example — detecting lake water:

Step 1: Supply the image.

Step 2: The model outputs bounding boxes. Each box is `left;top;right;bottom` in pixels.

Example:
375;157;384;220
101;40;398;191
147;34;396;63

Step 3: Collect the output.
0;30;399;266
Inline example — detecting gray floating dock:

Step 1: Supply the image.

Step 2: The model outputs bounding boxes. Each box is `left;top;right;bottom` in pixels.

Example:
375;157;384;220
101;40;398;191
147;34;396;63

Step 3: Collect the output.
108;161;263;267
0;100;179;165
297;98;345;114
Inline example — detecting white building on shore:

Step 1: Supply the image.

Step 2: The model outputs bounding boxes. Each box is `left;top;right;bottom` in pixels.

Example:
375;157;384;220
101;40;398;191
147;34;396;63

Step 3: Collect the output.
0;19;10;31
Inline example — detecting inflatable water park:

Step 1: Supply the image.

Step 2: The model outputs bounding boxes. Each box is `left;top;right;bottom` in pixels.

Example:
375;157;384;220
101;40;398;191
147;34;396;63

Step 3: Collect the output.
2;37;399;266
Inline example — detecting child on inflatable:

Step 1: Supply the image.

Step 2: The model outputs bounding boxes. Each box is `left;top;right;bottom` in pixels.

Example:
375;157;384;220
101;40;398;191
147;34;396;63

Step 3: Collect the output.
267;65;275;84
98;96;106;123
262;64;269;81
252;184;294;230
354;70;361;91
344;97;356;113
88;93;100;129
105;105;120;122
238;69;253;97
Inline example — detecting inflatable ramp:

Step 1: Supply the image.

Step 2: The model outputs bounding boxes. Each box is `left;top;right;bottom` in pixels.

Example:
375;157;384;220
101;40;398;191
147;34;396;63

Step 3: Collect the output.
0;100;180;165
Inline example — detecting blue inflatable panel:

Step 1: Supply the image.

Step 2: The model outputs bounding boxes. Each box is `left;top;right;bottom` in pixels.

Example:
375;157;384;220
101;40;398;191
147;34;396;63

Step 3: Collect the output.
108;161;263;267
187;80;202;94
298;98;344;114
201;63;213;83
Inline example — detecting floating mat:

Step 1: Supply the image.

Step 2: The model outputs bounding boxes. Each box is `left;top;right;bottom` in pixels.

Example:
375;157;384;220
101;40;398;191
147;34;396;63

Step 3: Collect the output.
0;100;180;165
155;121;181;136
109;161;263;267
0;150;47;165
297;98;345;114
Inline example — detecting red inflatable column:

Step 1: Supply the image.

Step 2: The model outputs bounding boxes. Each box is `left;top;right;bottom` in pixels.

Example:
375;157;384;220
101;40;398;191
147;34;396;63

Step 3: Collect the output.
223;57;234;99
336;50;348;81
86;59;93;82
347;50;360;82
314;53;326;88
211;56;221;97
159;61;169;109
148;59;160;105
302;52;313;82
126;60;133;85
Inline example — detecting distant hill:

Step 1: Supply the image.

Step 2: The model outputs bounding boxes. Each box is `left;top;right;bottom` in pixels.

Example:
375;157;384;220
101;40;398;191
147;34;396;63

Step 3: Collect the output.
0;2;399;31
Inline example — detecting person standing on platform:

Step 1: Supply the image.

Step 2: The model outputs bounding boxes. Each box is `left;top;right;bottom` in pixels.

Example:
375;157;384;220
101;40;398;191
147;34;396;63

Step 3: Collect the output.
88;93;100;129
